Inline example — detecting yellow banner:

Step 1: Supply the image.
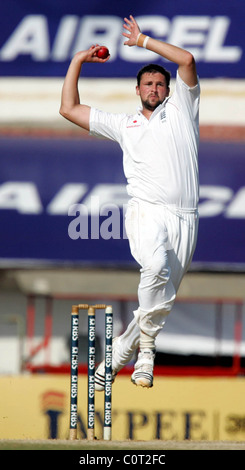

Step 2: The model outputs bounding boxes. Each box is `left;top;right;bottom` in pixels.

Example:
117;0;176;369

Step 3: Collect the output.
1;375;245;441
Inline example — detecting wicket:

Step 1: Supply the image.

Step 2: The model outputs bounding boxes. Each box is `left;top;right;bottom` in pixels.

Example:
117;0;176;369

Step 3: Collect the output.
69;303;113;441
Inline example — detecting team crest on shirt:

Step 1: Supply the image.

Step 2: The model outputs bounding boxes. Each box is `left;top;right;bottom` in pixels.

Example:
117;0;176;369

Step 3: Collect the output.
160;109;166;122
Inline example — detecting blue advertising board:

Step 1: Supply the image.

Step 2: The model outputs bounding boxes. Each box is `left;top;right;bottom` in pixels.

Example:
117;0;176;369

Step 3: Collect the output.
0;135;244;271
0;0;244;78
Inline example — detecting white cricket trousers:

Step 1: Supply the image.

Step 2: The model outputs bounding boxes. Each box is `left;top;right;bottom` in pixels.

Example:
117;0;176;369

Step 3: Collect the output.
118;199;199;357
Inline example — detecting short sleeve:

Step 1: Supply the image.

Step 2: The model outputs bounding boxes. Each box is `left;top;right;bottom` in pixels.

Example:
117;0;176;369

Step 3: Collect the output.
170;71;200;122
89;108;126;143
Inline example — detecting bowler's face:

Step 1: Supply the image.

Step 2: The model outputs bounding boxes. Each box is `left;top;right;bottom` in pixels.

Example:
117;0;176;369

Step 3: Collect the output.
136;72;169;112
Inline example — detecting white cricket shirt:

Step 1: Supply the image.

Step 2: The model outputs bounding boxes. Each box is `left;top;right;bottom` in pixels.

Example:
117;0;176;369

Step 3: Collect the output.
89;71;200;210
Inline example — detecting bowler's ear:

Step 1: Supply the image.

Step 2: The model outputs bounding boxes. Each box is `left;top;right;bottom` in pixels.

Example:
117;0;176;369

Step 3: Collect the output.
166;87;170;97
136;85;140;96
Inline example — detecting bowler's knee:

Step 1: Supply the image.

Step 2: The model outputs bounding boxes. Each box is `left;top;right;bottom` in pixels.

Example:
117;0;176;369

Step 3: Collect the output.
149;258;170;285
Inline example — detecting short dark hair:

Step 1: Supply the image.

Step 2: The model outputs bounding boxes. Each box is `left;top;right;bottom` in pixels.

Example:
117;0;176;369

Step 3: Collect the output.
137;64;171;88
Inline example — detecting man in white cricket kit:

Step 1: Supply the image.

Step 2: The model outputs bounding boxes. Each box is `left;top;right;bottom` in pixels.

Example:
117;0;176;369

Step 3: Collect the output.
60;15;200;388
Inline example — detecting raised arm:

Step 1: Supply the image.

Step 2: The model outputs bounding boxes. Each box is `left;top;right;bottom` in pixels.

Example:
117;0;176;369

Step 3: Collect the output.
123;15;198;87
59;46;110;131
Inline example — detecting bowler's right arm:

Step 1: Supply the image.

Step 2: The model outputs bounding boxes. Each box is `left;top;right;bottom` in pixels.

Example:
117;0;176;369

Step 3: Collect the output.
59;46;110;131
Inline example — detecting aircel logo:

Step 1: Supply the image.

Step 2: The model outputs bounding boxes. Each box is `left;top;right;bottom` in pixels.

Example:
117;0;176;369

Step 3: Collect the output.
0;15;242;63
0;182;244;219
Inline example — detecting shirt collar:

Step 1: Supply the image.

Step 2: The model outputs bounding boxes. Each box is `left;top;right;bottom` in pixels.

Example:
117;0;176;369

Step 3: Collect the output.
136;97;169;120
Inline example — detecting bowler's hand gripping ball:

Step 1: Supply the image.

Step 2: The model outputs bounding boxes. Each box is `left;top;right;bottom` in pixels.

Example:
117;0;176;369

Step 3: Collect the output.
96;46;110;59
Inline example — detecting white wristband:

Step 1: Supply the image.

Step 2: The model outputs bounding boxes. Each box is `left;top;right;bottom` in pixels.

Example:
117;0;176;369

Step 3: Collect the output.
143;35;149;48
137;33;150;49
136;33;141;45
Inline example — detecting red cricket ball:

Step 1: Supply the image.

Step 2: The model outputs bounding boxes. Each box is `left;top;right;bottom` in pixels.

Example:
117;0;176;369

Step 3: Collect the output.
97;46;109;59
